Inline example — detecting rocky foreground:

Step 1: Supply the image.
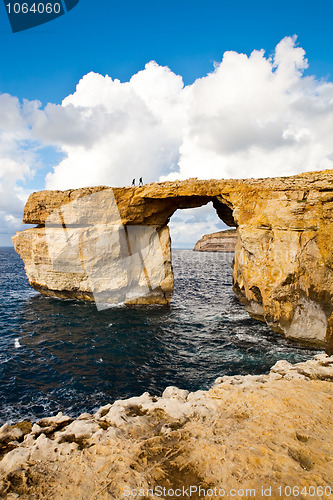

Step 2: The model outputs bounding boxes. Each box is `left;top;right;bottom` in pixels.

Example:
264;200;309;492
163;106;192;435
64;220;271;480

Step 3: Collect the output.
0;355;332;499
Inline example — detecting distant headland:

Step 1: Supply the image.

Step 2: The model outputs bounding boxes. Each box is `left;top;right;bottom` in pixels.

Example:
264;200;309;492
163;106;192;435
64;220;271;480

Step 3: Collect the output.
193;228;237;252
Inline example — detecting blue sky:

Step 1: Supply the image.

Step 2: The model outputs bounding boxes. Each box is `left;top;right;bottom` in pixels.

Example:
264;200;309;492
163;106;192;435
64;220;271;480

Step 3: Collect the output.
1;0;333;105
1;0;333;246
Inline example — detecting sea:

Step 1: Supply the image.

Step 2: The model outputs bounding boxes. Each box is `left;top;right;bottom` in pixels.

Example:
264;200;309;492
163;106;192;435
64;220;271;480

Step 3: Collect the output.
0;247;321;424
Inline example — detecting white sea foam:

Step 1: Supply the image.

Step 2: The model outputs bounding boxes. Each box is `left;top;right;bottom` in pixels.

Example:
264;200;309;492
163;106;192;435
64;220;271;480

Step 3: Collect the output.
14;338;21;348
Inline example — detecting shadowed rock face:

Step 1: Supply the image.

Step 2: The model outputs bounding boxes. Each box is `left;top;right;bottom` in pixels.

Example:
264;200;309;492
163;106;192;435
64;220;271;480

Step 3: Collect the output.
12;171;333;351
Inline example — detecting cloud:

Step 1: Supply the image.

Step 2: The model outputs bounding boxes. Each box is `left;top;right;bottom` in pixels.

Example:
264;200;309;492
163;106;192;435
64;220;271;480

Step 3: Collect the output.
0;94;58;244
0;93;40;243
32;63;186;189
35;35;333;192
171;36;333;181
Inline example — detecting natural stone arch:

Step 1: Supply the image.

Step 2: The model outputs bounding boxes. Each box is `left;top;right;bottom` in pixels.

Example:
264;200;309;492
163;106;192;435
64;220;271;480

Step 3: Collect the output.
12;171;333;352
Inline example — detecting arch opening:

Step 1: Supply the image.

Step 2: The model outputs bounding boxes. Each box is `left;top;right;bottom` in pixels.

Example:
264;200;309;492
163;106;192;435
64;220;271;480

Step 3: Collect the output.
169;202;233;250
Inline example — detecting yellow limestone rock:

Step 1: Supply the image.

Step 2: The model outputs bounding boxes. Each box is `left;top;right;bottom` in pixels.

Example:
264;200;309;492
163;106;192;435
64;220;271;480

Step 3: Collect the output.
12;170;333;350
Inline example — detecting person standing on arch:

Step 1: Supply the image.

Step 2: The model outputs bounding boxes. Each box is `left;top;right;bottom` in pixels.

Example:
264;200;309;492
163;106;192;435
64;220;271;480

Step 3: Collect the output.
131;179;135;186
139;177;143;186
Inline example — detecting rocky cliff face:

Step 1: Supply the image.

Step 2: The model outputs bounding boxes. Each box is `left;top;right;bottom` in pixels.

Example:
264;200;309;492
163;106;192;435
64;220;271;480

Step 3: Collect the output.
12;170;333;351
193;229;237;252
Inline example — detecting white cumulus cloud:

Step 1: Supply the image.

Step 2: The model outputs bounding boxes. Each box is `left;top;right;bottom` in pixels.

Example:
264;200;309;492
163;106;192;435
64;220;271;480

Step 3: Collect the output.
32;62;186;189
171;36;333;181
37;35;333;191
0;93;41;243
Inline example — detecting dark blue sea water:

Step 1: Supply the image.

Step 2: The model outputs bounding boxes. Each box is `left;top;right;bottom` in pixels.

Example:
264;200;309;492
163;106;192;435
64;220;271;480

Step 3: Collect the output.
0;247;321;424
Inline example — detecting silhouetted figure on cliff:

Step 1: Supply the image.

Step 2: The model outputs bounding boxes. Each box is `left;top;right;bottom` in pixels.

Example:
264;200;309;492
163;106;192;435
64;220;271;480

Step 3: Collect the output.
131;179;135;186
139;177;143;186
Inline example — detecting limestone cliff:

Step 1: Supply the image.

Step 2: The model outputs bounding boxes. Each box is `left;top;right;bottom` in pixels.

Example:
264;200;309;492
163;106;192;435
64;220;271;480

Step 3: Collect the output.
193;229;237;252
12;170;333;350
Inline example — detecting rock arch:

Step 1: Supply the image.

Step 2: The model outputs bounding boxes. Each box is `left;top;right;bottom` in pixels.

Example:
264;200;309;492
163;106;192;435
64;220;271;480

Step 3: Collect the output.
12;171;333;351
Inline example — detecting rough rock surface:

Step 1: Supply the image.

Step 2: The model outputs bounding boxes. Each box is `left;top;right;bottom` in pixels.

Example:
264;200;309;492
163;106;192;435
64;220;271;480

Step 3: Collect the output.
193;229;237;252
0;355;332;499
12;170;333;349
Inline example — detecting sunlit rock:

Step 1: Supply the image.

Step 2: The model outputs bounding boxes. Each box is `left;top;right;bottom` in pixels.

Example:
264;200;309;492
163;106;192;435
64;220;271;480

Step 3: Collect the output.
12;170;333;350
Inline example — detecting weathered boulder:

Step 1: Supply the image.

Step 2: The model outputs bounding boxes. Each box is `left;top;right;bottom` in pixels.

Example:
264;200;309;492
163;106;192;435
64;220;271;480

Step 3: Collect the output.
12;170;333;350
193;228;237;252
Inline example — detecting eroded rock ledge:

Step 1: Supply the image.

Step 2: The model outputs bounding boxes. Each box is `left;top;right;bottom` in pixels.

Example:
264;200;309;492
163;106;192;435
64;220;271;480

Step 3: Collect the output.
1;355;332;499
12;170;333;350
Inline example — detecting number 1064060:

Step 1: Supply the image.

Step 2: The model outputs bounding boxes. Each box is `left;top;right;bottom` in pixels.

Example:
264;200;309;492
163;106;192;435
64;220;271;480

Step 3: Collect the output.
6;2;61;14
